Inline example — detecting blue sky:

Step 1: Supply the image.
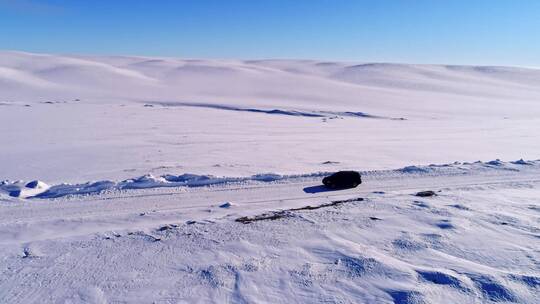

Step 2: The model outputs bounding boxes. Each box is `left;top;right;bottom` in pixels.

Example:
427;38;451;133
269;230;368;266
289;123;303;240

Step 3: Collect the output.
1;0;539;65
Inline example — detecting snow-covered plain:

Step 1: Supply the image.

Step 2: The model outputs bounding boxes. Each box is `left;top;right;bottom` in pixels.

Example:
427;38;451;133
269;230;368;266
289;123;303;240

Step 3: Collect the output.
1;51;540;182
1;51;540;303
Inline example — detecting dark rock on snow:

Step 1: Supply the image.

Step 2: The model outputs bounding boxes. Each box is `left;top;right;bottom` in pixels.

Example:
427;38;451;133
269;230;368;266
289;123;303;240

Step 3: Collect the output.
415;190;437;197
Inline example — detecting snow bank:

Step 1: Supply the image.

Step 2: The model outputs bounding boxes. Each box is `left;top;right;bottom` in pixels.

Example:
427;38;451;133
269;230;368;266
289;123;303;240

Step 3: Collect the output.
2;159;537;199
0;180;50;198
0;173;285;199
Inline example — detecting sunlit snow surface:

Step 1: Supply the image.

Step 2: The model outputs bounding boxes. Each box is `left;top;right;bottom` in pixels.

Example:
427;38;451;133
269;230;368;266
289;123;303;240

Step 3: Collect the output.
1;51;540;182
1;51;540;303
1;161;539;303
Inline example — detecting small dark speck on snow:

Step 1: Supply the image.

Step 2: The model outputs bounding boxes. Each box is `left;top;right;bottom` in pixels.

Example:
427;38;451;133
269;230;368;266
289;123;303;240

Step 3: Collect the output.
415;191;437;197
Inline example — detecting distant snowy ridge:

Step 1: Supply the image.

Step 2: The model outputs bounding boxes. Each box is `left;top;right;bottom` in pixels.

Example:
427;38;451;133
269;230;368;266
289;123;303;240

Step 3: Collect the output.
2;51;540;118
1;159;537;199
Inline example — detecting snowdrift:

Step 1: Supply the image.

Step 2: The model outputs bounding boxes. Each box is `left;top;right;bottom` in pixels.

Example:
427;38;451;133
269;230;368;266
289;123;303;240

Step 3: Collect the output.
2;159;537;199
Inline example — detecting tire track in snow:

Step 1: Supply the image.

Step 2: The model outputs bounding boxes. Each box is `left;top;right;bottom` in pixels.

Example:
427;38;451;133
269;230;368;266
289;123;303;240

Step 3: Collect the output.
1;168;540;244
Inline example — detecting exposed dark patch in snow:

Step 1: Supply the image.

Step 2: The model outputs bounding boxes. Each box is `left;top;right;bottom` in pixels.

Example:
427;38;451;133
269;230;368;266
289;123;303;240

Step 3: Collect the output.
144;101;404;120
415;190;437;197
146;101;325;117
236;197;363;224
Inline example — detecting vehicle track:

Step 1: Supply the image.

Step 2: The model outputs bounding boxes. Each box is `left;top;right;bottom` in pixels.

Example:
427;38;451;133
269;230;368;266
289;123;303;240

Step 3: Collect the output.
1;168;539;244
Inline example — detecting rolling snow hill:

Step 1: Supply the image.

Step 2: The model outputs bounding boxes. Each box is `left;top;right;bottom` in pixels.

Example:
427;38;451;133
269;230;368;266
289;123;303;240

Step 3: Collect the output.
1;51;540;182
0;51;539;303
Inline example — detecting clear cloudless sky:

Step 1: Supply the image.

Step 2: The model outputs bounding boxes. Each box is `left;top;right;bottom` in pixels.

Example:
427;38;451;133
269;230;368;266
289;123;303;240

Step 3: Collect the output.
1;0;539;66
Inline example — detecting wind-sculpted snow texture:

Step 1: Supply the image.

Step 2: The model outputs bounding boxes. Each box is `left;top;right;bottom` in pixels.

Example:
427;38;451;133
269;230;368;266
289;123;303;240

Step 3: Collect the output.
1;161;539;303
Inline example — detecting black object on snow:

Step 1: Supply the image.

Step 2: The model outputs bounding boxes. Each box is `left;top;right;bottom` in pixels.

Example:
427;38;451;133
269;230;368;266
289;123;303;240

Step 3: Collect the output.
322;171;362;189
415;190;437;197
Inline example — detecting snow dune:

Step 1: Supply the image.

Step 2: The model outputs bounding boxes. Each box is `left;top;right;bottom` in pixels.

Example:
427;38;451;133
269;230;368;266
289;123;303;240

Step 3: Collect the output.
1;51;540;183
1;50;540;117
